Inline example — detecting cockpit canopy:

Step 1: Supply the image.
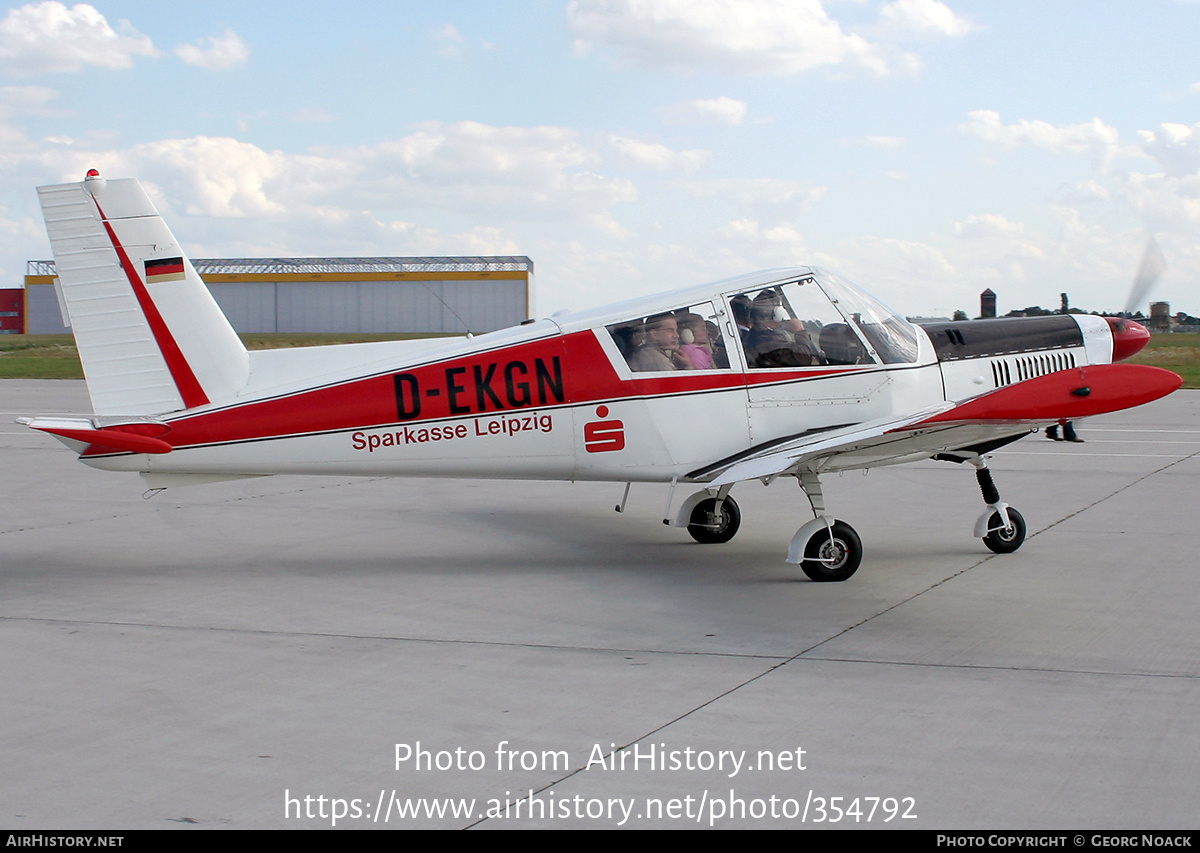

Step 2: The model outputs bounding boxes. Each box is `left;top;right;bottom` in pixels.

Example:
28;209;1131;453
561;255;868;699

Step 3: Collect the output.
605;269;920;373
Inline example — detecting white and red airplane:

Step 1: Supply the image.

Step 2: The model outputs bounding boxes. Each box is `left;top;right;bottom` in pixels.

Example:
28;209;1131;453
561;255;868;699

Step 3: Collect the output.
20;171;1182;581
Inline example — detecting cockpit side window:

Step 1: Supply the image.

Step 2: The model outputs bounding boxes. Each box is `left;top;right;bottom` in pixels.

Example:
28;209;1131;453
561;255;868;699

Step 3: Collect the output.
606;301;731;373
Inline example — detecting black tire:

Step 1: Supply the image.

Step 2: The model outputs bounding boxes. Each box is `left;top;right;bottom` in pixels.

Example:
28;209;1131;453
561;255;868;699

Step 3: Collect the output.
686;496;741;544
800;520;862;582
982;507;1026;554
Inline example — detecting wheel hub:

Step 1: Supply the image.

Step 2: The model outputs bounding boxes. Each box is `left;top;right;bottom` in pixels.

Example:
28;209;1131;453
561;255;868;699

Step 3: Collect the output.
818;537;849;568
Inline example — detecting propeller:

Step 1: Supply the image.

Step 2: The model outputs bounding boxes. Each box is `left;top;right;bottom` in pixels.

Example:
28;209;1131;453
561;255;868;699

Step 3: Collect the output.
1107;236;1164;360
1122;236;1166;319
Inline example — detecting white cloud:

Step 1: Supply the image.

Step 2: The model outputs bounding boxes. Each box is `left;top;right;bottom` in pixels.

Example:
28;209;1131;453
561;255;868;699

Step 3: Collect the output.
870;236;955;275
289;107;336;123
107;137;301;218
433;23;465;59
847;134;906;150
962;112;1200;240
0;84;59;117
953;213;1024;239
877;0;973;38
568;0;891;75
359;123;640;234
56;122;643;241
1112;171;1200;232
0;2;158;74
720;217;806;246
947;214;1051;273
175;29;249;70
678;177;826;220
960;109;1129;169
660;96;747;125
608;135;708;170
1136;122;1200;177
378;222;522;257
955;110;1200;237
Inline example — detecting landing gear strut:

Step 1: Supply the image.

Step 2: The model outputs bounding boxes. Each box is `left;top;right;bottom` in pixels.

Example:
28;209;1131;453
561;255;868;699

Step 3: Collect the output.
970;457;1026;554
787;471;862;582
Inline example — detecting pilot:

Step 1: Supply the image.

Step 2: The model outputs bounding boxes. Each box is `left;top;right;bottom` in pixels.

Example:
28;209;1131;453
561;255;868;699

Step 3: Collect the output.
819;323;867;365
629;312;693;371
743;290;814;368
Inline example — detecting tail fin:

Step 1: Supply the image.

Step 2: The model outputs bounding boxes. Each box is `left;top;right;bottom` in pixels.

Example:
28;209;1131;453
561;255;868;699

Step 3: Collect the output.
37;171;249;416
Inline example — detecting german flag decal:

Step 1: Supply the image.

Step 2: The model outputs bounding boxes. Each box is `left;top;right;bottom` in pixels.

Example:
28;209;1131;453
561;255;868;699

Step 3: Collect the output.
144;256;185;283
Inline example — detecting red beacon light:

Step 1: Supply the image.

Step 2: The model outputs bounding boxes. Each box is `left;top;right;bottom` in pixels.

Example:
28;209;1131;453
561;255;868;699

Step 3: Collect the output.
82;168;106;196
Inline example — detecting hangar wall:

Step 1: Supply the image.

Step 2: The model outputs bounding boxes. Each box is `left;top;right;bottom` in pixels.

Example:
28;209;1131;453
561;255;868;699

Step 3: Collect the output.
23;257;533;336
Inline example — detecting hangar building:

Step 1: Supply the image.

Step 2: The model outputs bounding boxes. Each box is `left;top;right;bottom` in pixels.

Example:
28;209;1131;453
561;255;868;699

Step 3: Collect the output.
22;256;534;335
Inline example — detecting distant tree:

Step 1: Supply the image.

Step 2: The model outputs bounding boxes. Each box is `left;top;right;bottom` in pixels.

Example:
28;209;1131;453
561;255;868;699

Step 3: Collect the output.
952;310;969;321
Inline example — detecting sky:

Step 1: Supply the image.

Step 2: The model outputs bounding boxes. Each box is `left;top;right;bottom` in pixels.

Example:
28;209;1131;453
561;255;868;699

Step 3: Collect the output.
1;0;1199;319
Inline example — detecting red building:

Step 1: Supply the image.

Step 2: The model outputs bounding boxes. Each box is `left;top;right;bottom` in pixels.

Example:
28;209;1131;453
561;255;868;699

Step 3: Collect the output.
0;288;23;333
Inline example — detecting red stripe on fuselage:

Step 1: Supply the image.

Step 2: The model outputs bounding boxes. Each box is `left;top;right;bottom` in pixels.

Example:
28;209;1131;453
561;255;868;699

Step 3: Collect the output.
148;331;872;452
92;200;209;409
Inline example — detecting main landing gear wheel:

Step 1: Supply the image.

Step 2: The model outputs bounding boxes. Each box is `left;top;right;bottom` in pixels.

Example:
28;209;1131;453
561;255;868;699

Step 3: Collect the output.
800;520;862;582
982;508;1026;554
687;496;741;544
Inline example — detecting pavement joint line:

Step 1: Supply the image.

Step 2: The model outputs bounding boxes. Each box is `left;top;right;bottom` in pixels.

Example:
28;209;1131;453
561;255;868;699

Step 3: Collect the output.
796;655;1199;681
0;615;788;661
14;615;1190;681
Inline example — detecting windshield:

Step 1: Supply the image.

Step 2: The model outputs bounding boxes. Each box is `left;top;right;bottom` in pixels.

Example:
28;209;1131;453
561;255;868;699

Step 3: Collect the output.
812;270;920;365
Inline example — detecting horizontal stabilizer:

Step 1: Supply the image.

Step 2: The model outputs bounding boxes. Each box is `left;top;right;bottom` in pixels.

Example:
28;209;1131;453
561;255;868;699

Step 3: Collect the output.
20;417;173;455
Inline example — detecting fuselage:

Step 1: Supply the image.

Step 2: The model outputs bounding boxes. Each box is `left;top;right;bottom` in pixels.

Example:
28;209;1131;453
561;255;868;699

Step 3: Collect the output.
75;267;1141;485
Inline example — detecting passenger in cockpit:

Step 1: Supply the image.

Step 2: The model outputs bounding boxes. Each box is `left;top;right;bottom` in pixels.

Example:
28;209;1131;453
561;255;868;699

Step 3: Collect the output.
629;312;693;371
677;313;715;370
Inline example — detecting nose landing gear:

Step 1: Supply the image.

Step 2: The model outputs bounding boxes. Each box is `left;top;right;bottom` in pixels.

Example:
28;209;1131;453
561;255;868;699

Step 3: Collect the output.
969;457;1027;554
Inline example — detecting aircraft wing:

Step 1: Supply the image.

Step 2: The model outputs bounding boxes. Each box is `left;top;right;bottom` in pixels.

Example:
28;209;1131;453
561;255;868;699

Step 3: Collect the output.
694;363;1182;486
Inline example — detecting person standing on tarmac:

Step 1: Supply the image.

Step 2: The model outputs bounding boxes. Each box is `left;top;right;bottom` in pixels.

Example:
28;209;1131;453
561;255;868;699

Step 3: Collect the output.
1046;421;1083;442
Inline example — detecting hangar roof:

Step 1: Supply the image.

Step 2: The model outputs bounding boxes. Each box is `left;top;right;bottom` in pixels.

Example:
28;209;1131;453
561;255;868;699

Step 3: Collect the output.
27;256;533;277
